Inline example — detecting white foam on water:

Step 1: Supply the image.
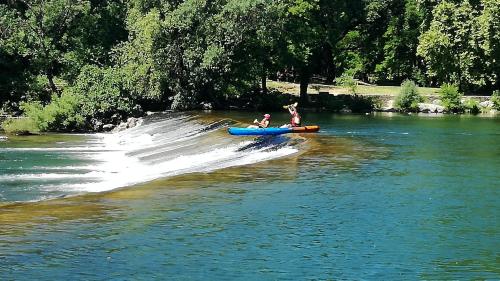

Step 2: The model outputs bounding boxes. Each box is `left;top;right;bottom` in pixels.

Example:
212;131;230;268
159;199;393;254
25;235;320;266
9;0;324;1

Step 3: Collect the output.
0;173;99;181
2;115;299;196
31;165;96;171
74;138;297;193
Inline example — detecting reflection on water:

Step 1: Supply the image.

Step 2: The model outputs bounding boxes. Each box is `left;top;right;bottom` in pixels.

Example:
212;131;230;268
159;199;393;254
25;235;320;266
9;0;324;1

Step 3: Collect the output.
0;197;123;236
0;112;499;280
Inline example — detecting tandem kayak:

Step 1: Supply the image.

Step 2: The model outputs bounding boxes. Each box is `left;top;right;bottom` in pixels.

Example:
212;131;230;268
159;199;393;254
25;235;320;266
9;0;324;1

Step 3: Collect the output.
228;126;319;136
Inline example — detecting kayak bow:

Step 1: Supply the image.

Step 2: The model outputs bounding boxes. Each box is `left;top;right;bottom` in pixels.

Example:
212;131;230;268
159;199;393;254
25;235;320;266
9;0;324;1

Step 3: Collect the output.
228;125;319;136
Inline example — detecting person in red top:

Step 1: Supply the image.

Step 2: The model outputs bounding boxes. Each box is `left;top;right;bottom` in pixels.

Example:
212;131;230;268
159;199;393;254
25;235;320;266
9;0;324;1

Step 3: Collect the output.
281;102;301;128
248;114;271;128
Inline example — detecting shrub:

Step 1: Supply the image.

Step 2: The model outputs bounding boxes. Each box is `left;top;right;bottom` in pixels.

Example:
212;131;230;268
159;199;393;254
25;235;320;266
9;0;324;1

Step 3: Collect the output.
439;83;463;112
20;92;85;132
346;95;375;113
336;74;358;94
491;90;500;110
1;117;39;135
395;80;423;111
10;65;148;132
463;98;480;114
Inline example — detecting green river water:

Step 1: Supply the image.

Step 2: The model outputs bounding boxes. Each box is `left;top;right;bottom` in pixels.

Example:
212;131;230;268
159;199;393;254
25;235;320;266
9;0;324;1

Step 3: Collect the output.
0;112;499;280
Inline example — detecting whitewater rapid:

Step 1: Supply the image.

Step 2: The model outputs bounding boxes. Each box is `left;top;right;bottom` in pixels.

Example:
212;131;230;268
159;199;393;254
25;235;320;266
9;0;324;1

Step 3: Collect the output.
0;113;300;200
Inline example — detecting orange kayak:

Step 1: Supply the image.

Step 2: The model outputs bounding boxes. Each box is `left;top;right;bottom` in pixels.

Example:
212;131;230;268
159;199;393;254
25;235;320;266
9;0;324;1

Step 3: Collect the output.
291;125;320;133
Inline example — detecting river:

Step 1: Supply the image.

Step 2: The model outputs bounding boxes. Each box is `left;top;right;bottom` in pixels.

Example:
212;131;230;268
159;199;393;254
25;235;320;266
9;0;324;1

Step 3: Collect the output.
0;112;499;280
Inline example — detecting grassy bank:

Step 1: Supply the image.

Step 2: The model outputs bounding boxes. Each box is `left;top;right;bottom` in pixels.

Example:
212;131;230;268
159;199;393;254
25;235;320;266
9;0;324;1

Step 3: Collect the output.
1;117;40;135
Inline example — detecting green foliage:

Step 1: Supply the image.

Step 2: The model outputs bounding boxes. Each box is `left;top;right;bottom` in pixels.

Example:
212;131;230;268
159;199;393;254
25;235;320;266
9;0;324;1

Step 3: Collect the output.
417;0;499;92
2;0;499;125
463;99;480;114
0;0;127;101
336;75;358;94
375;0;423;83
439;84;463;112
395;80;422;111
0;5;32;104
113;7;162;100
151;0;287;109
335;31;364;80
1;118;39;135
16;64;143;132
69;65;135;121
491;90;500;110
19;92;84;132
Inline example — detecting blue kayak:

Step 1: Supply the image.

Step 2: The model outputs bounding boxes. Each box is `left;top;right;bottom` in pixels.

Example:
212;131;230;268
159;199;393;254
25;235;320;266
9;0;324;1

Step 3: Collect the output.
228;126;319;136
228;127;292;136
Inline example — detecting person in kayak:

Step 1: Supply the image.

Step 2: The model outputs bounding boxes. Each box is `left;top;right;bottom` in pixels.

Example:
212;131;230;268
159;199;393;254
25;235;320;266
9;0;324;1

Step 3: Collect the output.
281;102;301;128
248;114;271;128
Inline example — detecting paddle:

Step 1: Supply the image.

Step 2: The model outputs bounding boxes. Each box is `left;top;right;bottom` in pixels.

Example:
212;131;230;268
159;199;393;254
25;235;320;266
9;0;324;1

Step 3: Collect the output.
283;102;299;110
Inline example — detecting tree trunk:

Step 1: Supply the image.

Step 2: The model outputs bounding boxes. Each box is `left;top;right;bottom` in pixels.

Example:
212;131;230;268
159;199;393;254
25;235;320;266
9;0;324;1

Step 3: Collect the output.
299;68;310;104
326;65;336;85
261;65;267;95
47;71;58;94
323;45;335;84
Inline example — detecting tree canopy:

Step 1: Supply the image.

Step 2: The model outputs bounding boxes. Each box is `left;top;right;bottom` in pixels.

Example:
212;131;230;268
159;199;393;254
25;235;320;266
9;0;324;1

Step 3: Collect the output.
1;0;498;122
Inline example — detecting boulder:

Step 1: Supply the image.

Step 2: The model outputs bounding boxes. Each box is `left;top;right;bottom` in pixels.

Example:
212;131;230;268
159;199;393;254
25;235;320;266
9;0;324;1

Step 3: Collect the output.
418;103;445;113
380;99;397;112
479;100;494;108
102;124;115;131
200;102;213;110
110;113;121;123
0;135;8;141
130;117;143;128
132;104;143;116
435;105;445;113
91;118;103;131
432;99;442;105
112;122;128;132
418;103;430;113
127;117;137;128
112;117;143;132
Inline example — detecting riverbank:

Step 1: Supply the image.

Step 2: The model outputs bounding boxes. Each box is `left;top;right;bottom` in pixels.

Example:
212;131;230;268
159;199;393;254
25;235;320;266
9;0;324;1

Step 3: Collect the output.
1;81;498;135
267;80;498;114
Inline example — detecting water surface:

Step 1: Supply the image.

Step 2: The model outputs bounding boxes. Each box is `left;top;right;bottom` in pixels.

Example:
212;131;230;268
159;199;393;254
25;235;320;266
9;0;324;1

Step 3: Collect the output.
0;112;499;280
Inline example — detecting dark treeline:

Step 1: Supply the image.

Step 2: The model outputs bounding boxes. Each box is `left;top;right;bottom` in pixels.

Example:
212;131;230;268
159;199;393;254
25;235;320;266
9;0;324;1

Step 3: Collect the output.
0;0;499;131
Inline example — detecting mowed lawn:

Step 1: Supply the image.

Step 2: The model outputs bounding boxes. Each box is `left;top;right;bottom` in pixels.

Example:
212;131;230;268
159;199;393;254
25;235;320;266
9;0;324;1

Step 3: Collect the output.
267;80;441;96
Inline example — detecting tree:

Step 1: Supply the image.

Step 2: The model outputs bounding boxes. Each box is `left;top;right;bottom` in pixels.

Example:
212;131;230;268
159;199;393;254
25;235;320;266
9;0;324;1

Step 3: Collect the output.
113;2;163;102
417;0;498;93
478;0;500;91
375;0;423;84
0;0;126;99
0;4;32;106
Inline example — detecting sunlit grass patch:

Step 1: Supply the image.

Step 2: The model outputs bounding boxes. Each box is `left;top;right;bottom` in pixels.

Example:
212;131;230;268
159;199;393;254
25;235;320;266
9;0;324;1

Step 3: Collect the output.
1;117;40;135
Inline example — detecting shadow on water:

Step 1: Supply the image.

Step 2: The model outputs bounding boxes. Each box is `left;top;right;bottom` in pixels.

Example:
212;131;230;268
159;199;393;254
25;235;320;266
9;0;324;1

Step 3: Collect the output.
236;135;301;152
